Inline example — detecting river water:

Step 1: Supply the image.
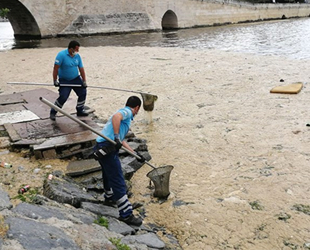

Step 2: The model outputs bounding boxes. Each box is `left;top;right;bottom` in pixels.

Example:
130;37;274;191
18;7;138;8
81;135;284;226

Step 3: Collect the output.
1;17;310;59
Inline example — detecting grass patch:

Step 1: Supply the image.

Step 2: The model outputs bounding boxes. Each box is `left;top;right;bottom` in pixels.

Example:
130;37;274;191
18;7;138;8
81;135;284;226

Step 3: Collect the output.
109;238;130;250
277;212;291;222
0;130;8;137
283;240;298;250
94;216;109;228
292;204;310;215
0;215;8;238
249;200;264;210
12;186;40;203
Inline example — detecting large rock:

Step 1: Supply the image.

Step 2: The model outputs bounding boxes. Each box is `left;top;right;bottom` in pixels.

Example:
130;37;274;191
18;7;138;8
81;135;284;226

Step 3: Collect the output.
6;217;81;250
0;186;12;211
43;177;100;208
0;178;172;250
13;202;96;224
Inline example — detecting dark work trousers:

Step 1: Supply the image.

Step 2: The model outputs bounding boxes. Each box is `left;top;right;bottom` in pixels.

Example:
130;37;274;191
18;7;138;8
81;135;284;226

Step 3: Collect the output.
50;76;87;115
95;142;133;218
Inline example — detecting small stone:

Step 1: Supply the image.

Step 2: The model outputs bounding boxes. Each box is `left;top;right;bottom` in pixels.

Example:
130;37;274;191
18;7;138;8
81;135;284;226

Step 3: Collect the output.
18;166;25;172
304;242;310;249
286;189;293;195
33;168;41;174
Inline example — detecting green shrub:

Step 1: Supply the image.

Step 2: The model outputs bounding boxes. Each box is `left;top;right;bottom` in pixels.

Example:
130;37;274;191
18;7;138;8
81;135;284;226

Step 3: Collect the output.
12;187;40;203
0;8;10;19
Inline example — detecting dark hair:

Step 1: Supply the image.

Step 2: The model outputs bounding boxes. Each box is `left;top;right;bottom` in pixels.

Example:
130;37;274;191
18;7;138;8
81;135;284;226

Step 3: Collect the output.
126;96;141;108
68;40;80;49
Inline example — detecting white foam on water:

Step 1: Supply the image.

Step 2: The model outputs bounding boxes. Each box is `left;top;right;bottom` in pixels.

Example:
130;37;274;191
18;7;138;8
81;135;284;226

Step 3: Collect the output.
145;111;153;124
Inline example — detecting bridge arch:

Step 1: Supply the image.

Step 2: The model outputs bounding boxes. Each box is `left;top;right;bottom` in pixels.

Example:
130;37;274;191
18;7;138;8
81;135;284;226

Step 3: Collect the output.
1;1;310;40
0;0;41;39
161;10;178;30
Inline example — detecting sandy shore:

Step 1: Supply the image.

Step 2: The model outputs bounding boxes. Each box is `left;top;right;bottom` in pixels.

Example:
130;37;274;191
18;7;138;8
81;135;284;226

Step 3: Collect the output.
1;46;310;249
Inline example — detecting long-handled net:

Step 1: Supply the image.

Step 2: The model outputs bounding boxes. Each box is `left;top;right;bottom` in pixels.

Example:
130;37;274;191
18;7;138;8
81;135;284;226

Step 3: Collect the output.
39;97;172;199
7;82;158;111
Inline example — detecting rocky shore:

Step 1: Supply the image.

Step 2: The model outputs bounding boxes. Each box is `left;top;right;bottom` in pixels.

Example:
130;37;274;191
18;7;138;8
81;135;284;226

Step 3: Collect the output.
0;133;181;250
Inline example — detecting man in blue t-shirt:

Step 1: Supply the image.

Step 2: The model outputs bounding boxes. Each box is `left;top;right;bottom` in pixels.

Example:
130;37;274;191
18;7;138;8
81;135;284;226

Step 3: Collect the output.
50;40;88;121
94;96;145;227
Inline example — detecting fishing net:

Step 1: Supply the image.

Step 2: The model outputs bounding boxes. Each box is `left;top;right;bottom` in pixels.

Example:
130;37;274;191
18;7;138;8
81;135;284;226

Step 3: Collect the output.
147;165;174;198
141;93;158;111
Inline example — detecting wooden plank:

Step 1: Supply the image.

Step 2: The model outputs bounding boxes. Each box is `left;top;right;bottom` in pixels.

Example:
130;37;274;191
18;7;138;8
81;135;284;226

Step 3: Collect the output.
23;102;51;120
3;123;21;142
42;149;57;159
0;137;11;149
66;159;101;177
12;138;45;146
58;145;95;159
12;116;100;139
0;104;26;114
19;88;58;103
33;150;43;159
12;119;64;139
270;82;303;94
0;88;94;120
0;93;24;105
22;88;79;117
33;130;96;151
0;110;40;125
22;88;61;119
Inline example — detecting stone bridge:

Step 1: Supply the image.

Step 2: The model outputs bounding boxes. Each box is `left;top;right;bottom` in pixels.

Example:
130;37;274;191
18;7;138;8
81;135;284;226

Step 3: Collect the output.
1;0;310;39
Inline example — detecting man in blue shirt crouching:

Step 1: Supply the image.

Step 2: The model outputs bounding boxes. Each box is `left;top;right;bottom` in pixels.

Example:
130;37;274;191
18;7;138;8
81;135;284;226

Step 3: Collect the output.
93;96;145;227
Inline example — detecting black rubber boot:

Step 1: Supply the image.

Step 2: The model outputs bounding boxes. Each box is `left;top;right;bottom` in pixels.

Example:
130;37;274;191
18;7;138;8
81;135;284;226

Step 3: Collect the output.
77;110;89;117
119;214;143;227
50;112;56;121
102;199;117;208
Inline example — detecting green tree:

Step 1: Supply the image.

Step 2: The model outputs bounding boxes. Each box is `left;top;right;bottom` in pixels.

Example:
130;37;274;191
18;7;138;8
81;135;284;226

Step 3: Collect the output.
0;8;10;19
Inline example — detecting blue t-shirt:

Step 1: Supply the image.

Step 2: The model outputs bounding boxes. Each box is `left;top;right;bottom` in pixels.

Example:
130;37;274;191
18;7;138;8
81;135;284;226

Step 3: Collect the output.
54;49;83;81
96;107;133;143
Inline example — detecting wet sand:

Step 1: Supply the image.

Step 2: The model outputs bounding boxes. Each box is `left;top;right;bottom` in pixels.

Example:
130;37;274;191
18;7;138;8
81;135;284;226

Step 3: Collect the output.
1;46;310;249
